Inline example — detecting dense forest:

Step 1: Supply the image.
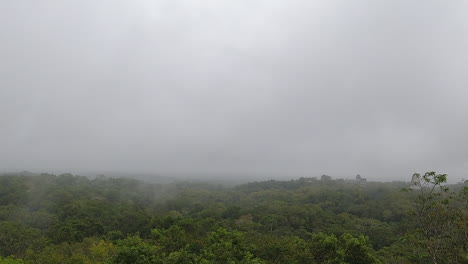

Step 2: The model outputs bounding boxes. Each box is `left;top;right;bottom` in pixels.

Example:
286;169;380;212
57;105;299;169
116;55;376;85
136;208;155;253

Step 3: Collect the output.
0;172;466;264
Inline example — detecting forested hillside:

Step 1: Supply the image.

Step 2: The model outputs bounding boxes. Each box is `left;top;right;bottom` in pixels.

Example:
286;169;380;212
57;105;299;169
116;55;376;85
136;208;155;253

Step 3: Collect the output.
0;172;466;264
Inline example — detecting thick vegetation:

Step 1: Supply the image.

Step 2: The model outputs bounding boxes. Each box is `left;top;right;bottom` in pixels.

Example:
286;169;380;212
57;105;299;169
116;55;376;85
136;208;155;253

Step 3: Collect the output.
0;172;466;263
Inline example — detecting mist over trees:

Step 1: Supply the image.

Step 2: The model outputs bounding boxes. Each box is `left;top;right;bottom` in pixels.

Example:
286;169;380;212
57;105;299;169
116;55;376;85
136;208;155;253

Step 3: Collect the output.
2;1;468;263
0;172;466;263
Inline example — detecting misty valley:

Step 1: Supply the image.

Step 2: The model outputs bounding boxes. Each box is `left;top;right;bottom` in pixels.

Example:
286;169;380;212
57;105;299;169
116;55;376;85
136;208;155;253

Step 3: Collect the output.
3;0;468;263
0;172;466;264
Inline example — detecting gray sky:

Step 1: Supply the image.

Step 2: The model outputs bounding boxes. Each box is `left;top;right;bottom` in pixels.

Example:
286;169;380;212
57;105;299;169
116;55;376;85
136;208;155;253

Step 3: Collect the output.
1;0;467;182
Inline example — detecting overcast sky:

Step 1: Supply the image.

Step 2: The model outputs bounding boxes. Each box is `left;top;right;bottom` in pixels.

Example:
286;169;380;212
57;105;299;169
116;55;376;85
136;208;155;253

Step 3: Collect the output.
1;0;467;182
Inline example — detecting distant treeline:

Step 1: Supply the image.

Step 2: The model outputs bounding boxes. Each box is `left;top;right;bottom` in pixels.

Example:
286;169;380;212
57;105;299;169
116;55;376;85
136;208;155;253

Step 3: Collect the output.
0;172;466;263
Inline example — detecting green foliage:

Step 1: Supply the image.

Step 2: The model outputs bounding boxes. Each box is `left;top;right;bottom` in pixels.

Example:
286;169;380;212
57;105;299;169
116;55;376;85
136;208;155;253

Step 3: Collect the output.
90;240;117;263
112;235;159;264
199;228;256;262
408;172;467;263
340;233;380;264
0;172;465;263
0;256;25;264
309;233;344;264
309;233;380;264
0;221;44;257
